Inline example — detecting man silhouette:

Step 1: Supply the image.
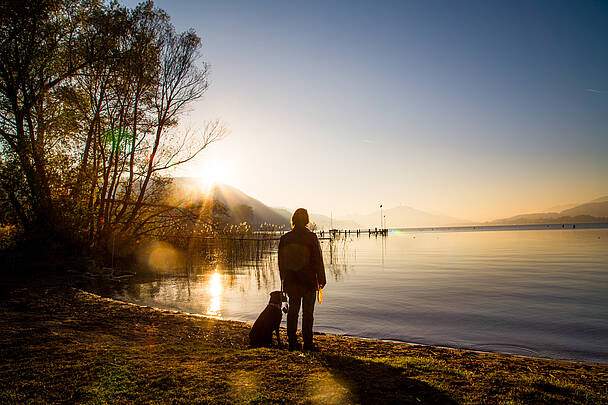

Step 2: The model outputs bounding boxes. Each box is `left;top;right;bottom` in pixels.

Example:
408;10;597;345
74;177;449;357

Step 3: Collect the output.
279;208;326;351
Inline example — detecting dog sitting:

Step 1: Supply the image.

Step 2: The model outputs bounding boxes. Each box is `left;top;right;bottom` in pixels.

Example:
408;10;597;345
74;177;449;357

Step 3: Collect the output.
249;291;287;348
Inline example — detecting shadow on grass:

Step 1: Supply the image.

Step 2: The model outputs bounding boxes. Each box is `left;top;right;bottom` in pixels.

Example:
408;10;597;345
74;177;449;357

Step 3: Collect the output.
313;352;457;404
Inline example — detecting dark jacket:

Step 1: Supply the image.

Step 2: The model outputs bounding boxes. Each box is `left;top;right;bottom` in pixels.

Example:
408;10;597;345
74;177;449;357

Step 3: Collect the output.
278;226;326;294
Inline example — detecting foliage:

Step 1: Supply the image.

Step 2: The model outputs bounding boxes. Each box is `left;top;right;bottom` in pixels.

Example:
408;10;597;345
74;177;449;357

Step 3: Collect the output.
0;0;226;254
0;224;18;249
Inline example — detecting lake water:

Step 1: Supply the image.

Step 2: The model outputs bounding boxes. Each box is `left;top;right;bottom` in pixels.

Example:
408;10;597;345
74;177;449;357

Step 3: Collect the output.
88;225;608;364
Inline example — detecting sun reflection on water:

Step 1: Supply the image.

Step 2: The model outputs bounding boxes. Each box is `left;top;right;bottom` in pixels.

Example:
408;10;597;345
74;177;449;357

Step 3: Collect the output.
206;269;223;318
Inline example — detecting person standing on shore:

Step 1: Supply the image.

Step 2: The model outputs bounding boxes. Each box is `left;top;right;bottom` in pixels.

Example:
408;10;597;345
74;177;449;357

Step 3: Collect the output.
279;208;326;351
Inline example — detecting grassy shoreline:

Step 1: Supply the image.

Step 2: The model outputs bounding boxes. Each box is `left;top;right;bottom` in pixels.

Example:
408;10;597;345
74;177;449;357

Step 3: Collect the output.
1;284;606;404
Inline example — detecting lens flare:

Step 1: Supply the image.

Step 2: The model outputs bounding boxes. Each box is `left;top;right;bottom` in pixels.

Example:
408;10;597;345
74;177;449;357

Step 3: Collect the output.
146;241;180;272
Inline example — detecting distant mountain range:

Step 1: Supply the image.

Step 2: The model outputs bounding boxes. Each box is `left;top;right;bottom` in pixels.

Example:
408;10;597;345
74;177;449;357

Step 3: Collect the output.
170;178;607;229
344;206;470;229
488;196;608;225
170;179;360;229
272;208;359;230
170;178;470;229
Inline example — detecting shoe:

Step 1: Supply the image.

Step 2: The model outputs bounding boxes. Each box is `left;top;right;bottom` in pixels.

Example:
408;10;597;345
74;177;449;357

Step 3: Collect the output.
288;342;302;351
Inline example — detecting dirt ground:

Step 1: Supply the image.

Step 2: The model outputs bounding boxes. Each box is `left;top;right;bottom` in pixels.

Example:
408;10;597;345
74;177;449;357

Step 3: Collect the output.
0;284;606;404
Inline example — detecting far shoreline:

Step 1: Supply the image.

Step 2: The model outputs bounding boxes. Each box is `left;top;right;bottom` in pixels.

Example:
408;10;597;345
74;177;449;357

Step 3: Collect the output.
324;222;608;235
390;222;608;233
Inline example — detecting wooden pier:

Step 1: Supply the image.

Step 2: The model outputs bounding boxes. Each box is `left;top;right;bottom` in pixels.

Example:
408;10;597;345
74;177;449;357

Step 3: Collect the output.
318;228;388;239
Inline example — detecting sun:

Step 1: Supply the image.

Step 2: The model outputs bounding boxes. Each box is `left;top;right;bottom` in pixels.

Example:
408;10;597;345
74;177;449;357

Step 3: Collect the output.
192;159;234;189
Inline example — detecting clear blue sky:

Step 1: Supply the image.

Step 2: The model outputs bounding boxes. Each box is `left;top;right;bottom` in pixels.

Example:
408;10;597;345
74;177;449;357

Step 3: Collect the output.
122;0;607;221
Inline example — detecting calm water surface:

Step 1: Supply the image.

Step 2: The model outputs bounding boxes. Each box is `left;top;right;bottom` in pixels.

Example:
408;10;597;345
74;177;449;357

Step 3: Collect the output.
90;227;608;363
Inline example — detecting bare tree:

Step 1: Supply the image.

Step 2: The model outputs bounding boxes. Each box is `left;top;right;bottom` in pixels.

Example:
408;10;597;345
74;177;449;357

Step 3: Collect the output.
0;0;227;251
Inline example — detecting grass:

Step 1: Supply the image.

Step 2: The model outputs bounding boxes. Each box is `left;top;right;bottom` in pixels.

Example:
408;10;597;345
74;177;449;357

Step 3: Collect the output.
0;283;606;404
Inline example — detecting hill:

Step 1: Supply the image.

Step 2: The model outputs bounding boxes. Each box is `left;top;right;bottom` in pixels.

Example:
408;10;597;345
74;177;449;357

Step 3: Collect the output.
560;200;608;217
169;178;290;227
489;196;608;225
347;205;470;228
169;179;359;229
206;183;290;226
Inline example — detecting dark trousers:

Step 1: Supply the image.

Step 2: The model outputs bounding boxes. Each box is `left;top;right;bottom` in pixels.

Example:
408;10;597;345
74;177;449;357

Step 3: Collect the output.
287;289;316;346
